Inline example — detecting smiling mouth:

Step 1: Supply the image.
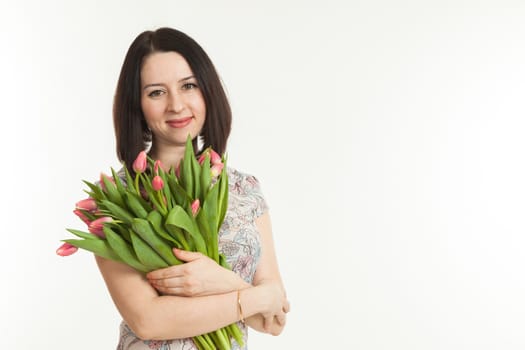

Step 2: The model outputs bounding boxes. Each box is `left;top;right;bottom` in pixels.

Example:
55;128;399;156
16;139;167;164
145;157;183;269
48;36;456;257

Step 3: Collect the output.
166;117;193;128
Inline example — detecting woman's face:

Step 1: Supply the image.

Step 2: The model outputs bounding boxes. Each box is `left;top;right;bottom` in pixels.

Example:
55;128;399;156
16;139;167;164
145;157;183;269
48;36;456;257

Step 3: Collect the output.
140;51;206;149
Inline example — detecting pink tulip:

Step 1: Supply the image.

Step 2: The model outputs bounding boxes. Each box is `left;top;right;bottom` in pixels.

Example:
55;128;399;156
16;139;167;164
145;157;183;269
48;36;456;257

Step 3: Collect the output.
56;242;78;257
197;153;206;165
154;160;163;174
209;149;222;165
211;163;224;177
75;198;97;212
73;209;91;225
191;199;200;216
198;149;222;166
133;151;148;174
152;175;164;191
88;216;112;238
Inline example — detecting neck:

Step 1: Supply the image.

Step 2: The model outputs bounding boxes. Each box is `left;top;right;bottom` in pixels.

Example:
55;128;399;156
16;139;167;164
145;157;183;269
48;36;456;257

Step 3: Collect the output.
148;143;185;171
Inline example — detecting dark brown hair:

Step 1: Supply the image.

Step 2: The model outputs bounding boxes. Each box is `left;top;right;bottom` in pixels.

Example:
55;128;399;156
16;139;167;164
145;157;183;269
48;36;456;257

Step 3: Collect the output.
113;27;232;170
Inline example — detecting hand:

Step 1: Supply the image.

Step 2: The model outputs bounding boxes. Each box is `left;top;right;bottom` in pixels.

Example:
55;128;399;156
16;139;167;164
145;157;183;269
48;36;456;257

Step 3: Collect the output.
256;281;290;335
146;248;243;297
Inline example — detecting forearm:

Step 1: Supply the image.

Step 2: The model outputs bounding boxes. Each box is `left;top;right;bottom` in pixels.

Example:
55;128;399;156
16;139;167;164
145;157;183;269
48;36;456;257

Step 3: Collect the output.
133;285;265;340
97;256;264;340
243;279;286;336
204;277;284;336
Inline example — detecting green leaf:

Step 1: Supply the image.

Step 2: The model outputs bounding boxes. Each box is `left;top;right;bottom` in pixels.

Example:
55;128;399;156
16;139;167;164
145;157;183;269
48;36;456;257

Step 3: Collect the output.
102;174;126;208
200;153;211;200
219;253;231;269
140;174;167;216
166;206;199;237
101;200;135;224
124;192;149;219
147;210;183;248
129;229;169;270
66;228;101;240
111;167;127;198
123;165;137;195
132;218;181;266
204;181;219;233
217;157;229;230
63;238;122;262
83;180;106;201
164;220;190;251
167;176;190;209
158;167;173;211
180;135;194;196
190;146;201;200
103;226;148;273
165;206;206;254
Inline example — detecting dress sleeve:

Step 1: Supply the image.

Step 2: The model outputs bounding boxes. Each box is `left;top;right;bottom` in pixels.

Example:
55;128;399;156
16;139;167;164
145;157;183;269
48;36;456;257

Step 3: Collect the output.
245;175;269;219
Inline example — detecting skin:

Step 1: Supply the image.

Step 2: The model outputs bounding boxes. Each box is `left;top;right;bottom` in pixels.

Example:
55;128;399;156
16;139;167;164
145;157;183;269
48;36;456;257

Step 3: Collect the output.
95;51;289;341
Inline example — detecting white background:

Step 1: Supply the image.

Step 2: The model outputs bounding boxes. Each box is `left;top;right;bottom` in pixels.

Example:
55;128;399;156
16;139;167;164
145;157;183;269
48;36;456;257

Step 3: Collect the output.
1;0;525;349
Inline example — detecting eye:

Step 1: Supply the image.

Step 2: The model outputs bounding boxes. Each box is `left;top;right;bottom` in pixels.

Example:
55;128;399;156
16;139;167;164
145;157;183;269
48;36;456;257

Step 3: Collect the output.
182;82;198;90
147;89;165;97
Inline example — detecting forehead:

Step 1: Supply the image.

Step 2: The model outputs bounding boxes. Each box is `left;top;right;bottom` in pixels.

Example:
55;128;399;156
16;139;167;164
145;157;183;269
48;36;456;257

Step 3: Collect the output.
141;51;194;83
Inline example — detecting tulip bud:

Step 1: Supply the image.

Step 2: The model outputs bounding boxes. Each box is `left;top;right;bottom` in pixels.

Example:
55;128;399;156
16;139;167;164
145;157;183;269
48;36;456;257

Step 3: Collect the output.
209;149;222;165
152;175;164;191
88;216;112;238
133;151;148;174
75;198;97;212
211;163;224;177
73;209;91;225
191;199;200;216
154;160;163;174
198;153;207;165
56;242;78;257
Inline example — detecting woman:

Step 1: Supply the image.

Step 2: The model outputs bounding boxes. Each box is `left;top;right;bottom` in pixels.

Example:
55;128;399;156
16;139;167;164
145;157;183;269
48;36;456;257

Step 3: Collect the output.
96;27;289;349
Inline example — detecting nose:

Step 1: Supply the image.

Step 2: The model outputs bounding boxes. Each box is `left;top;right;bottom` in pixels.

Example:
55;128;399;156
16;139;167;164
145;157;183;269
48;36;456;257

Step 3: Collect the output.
167;91;184;113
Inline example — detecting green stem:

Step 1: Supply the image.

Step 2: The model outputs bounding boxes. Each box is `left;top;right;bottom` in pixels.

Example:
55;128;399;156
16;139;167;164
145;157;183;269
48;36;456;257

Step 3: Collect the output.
155;190;167;212
134;173;141;196
199;334;215;350
216;328;232;349
227;323;245;347
192;335;207;350
203;332;220;350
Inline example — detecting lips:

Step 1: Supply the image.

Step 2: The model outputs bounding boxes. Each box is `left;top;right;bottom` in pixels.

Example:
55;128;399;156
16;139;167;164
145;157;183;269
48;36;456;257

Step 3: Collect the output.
166;117;193;128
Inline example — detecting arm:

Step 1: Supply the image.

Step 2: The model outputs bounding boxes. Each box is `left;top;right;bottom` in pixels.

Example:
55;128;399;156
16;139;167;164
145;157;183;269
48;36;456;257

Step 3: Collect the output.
245;211;289;335
146;212;290;336
95;255;279;340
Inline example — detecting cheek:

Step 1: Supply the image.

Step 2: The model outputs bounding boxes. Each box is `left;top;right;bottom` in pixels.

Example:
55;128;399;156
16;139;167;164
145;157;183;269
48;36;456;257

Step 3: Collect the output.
141;100;162;121
193;94;207;118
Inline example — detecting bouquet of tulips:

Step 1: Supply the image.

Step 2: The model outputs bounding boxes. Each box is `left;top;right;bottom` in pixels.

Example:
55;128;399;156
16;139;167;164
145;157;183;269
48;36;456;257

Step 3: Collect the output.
57;136;243;350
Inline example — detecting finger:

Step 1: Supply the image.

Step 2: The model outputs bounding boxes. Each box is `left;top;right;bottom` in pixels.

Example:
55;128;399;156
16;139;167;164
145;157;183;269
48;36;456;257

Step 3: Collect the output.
146;265;183;280
283;300;291;313
149;276;184;288
263;315;273;333
275;313;286;326
173;248;203;262
153;285;186;296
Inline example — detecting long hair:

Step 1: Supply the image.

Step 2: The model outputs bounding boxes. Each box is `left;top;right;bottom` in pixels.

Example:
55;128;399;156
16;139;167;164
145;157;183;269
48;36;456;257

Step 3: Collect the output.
113;27;232;170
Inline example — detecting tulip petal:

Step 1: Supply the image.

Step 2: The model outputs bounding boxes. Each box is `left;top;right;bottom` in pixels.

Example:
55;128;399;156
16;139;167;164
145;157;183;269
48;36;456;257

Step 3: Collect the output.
56;242;78;256
132;151;148;174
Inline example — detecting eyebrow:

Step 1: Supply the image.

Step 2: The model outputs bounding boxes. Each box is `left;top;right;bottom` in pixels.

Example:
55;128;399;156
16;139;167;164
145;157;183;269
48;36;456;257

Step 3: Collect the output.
143;75;196;90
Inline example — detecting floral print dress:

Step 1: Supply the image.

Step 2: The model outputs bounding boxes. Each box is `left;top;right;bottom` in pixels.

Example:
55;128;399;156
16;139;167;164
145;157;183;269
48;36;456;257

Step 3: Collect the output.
116;168;268;350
